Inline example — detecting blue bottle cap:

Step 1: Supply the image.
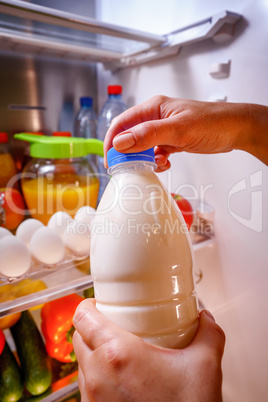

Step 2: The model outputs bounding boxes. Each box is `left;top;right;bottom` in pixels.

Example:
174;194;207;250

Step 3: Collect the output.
107;147;155;168
80;97;93;107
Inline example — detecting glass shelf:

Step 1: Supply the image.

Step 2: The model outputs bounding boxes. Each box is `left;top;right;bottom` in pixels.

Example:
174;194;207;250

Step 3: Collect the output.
0;256;93;317
0;1;241;67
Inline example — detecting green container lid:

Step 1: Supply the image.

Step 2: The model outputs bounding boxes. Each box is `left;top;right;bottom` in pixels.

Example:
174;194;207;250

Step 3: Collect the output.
14;133;104;159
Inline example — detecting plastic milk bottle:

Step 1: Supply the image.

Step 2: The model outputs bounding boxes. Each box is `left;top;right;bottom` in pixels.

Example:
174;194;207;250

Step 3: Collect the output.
91;147;199;348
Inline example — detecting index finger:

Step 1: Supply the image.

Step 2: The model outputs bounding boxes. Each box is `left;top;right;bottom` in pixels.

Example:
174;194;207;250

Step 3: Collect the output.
73;298;127;350
103;95;167;167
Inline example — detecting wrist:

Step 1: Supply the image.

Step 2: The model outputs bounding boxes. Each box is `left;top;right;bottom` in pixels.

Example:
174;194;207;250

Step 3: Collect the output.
237;103;268;164
230;103;253;152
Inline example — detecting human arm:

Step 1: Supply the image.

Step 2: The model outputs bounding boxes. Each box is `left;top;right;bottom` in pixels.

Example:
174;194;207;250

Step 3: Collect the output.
73;298;225;402
103;96;268;170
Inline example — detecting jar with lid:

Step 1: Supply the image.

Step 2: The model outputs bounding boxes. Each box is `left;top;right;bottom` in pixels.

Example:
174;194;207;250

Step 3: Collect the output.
14;133;103;225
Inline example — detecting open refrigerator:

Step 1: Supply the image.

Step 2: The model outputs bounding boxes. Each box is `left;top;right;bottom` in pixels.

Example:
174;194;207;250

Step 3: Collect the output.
0;1;267;401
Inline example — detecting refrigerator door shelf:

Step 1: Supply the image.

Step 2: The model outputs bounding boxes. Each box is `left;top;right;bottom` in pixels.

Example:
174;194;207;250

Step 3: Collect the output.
0;1;241;67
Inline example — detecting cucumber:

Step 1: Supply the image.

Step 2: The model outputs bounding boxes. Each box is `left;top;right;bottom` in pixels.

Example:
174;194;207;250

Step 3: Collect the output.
0;341;24;402
18;388;52;401
83;286;94;298
10;310;52;396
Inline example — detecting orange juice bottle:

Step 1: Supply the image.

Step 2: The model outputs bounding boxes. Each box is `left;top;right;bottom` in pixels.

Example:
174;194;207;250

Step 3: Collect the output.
14;134;104;225
0;132;17;188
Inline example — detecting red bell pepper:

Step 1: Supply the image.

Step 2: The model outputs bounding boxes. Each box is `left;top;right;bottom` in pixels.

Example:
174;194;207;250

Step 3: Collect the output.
41;294;83;363
0;329;5;355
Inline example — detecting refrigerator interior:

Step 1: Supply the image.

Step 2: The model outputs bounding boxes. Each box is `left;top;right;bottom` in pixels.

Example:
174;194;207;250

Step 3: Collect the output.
96;1;268;402
0;0;98;137
0;0;267;401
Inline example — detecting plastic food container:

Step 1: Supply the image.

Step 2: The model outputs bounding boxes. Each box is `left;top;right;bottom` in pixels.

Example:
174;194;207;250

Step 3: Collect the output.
14;133;103;225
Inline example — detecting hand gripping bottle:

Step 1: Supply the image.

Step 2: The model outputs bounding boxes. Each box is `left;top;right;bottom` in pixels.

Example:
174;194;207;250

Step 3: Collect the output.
91;148;199;348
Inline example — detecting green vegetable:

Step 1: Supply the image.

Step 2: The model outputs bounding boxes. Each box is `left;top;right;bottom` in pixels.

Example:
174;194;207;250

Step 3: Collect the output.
18;388;52;401
11;311;52;396
83;286;94;298
0;341;23;402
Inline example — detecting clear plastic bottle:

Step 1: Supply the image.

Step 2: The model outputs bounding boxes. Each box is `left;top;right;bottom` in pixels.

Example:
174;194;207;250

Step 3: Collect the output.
74;97;97;166
91;147;199;349
74;97;96;139
0;132;17;188
97;85;127;201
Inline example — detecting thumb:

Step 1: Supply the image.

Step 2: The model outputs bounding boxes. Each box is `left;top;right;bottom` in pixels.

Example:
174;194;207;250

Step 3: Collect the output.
112;116;180;153
189;310;225;360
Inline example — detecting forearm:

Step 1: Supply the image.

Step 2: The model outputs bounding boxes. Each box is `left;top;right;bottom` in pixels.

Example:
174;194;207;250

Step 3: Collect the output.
233;103;268;165
104;97;268;167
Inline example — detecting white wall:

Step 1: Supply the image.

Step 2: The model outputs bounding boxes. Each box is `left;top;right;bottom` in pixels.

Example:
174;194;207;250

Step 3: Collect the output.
96;1;268;401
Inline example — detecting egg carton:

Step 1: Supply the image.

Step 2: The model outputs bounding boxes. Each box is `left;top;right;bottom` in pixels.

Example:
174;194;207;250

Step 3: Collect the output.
0;249;90;285
0;207;95;284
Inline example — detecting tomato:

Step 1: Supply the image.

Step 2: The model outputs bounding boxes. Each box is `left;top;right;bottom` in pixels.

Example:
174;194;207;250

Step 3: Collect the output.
0;188;25;230
171;193;194;229
0;328;5;355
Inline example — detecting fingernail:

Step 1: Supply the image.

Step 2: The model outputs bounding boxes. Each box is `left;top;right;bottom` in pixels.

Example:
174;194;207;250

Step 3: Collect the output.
203;309;215;322
113;133;136;150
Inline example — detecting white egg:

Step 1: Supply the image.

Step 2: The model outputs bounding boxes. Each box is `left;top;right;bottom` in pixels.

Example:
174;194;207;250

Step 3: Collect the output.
63;220;91;256
74;206;96;230
30;227;65;265
47;211;73;238
16;219;44;247
0;236;31;278
0;227;13;240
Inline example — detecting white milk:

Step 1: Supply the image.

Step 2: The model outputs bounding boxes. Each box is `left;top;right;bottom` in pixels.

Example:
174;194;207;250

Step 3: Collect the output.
91;149;199;348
